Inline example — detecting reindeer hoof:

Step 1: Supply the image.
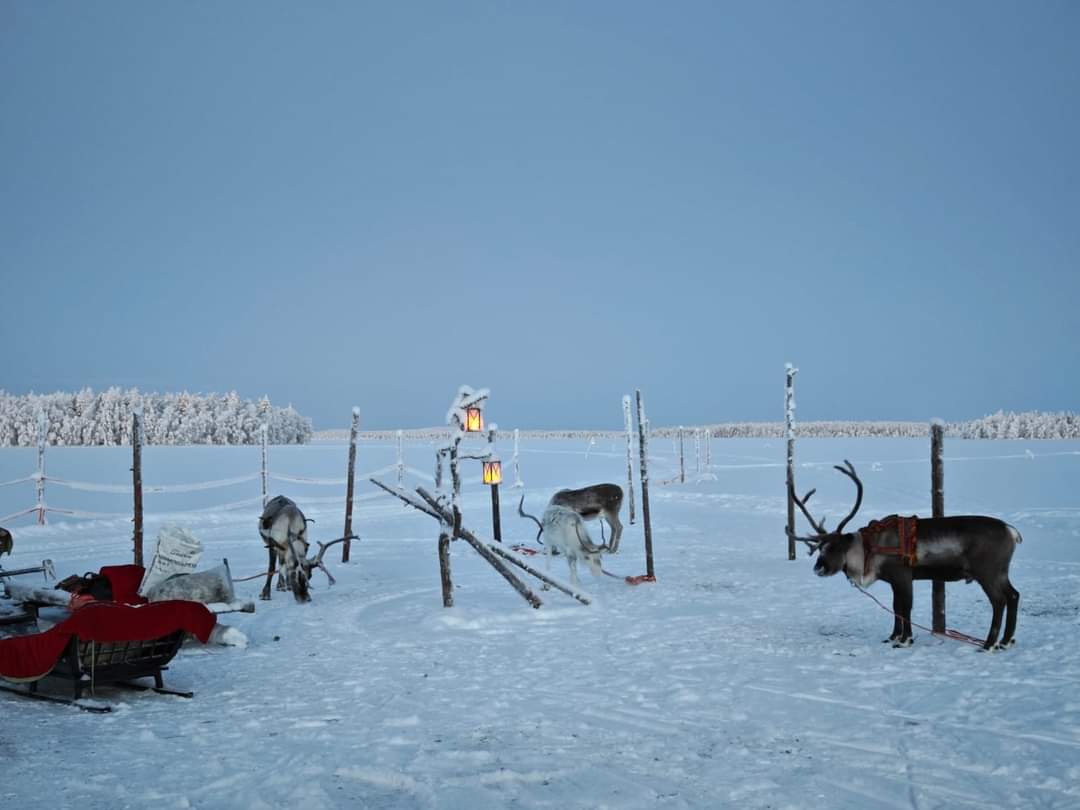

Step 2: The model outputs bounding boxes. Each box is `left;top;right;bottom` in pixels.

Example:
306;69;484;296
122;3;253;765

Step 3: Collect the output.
259;594;271;601
891;638;913;648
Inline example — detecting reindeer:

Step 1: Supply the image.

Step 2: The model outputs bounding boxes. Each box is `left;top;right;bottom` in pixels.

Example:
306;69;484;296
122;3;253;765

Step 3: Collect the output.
0;528;12;562
258;496;349;602
537;504;606;586
519;483;624;551
789;461;1022;650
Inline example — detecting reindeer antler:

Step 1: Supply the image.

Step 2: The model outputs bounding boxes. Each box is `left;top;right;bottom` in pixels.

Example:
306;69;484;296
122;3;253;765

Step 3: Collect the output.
306;534;358;586
832;460;864;533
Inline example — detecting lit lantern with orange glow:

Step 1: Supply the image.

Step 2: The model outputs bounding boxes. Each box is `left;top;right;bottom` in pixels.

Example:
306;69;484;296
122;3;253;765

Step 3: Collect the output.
482;459;502;485
465;406;483;433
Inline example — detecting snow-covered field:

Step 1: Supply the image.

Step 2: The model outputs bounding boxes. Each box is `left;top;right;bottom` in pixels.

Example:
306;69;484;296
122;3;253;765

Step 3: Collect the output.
2;436;1079;809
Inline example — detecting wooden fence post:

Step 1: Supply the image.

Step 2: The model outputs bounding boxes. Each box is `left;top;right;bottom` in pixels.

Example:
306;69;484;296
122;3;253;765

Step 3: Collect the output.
35;409;47;525
678;427;685;484
512;428;522;488
622;395;636;524
785;363;798;560
342;407;360;563
931;420;946;633
396;429;405;488
636;389;655;580
694;428;701;474
260;423;269;507
132;407;144;567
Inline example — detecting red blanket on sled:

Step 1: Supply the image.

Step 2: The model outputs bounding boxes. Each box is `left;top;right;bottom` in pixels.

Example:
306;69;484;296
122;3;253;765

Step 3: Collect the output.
0;600;216;682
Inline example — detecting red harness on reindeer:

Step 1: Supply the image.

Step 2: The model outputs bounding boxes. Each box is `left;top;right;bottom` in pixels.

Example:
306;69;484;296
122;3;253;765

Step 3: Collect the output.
860;515;918;577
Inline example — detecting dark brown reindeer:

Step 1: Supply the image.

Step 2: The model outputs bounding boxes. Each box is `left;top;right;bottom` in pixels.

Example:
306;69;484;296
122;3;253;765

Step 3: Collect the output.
789;461;1022;650
258;496;350;602
518;483;624;552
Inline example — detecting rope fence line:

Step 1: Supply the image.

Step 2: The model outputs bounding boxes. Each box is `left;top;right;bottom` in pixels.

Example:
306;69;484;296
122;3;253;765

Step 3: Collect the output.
0;476;34;489
0;448;441;526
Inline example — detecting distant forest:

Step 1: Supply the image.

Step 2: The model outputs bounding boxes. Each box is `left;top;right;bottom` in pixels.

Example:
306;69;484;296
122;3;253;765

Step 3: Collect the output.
312;411;1080;442
0;389;312;446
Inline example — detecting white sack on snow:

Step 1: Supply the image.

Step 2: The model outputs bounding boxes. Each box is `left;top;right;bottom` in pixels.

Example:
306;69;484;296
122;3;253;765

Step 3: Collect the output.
138;524;203;596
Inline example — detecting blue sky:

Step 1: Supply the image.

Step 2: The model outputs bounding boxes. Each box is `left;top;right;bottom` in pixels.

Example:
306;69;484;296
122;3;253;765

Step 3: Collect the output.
2;1;1077;430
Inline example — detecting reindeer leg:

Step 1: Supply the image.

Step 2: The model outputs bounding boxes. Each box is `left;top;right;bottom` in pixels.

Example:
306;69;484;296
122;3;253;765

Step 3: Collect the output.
892;580;914;648
980;580;1006;651
607;511;623;554
999;581;1020;648
260;546;275;601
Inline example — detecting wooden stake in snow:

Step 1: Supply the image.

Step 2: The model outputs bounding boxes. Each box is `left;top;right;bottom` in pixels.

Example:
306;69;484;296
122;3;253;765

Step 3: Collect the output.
636;389;655;580
396;429;404;489
931;420;946;633
678;427;686;484
132;407;144;567
622;395;636;524
694;428;701;474
512;428;523;488
260;423;269;508
35;409;46;525
342;407;360;564
785;363;798;561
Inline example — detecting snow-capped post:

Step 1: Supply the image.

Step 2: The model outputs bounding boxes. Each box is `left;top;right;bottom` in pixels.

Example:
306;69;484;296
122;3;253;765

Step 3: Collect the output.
132;406;144;566
438;386;491;607
678;427;686;484
931;419;946;633
483;427;503;543
35;408;47;525
785;363;798;561
511;428;523;489
260;423;269;508
396;429;404;489
342;407;360;564
622;395;636;524
635;389;655;580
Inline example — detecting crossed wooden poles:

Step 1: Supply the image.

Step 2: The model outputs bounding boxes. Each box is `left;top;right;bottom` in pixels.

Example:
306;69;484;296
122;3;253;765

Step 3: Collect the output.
369;479;590;607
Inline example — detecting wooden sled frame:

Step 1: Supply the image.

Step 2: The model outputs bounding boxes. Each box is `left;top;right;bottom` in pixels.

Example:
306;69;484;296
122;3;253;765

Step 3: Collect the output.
0;629;191;713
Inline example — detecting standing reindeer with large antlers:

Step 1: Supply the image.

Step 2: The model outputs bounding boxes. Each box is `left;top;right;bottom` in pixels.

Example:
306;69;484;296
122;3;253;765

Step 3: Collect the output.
789;461;1022;650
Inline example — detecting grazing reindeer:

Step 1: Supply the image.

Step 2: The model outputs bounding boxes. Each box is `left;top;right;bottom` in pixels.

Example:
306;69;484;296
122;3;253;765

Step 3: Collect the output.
519;484;624;551
0;528;12;562
531;504;606;586
258;496;348;603
789;461;1022;650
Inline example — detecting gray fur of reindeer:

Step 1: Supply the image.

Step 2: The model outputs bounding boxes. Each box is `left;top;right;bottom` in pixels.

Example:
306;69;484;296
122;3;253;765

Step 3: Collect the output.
258;496;354;602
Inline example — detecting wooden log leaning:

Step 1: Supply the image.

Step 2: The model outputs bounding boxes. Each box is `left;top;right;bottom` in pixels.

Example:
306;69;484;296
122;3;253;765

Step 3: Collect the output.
370;479;545;609
414;487;542;610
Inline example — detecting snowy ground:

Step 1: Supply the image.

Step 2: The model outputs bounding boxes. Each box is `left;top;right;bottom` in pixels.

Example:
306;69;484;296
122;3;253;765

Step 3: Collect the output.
1;436;1079;809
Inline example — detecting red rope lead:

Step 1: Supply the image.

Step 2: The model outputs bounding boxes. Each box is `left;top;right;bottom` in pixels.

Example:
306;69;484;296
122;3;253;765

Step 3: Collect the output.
852;584;985;648
625;574;656;585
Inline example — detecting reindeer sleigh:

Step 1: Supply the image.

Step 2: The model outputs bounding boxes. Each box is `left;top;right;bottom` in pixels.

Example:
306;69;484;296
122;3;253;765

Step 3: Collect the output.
789;461;1022;651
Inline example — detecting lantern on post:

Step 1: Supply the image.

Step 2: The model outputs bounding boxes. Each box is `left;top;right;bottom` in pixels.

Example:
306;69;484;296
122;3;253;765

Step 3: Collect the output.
465;406;484;433
482;459;503;485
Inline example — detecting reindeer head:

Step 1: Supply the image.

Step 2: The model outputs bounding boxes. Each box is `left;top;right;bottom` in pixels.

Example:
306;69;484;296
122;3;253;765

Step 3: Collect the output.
789;460;864;578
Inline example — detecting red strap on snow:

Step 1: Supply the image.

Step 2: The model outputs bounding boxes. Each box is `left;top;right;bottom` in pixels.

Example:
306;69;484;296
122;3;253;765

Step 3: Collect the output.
625;574;656;585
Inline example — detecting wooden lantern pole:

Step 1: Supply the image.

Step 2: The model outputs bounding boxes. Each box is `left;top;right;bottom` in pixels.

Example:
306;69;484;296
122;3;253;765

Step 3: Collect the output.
487;428;501;543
